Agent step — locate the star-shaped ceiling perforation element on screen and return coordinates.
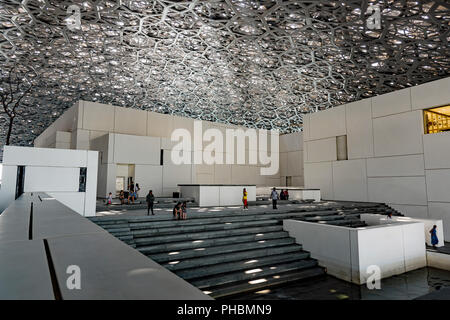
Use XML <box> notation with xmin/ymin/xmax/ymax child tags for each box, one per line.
<box><xmin>0</xmin><ymin>0</ymin><xmax>448</xmax><ymax>148</ymax></box>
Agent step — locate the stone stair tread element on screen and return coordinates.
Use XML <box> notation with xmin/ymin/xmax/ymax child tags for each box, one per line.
<box><xmin>134</xmin><ymin>225</ymin><xmax>284</xmax><ymax>245</ymax></box>
<box><xmin>131</xmin><ymin>219</ymin><xmax>281</xmax><ymax>237</ymax></box>
<box><xmin>137</xmin><ymin>231</ymin><xmax>289</xmax><ymax>254</ymax></box>
<box><xmin>191</xmin><ymin>259</ymin><xmax>320</xmax><ymax>289</ymax></box>
<box><xmin>177</xmin><ymin>251</ymin><xmax>311</xmax><ymax>280</ymax></box>
<box><xmin>163</xmin><ymin>244</ymin><xmax>303</xmax><ymax>271</ymax></box>
<box><xmin>147</xmin><ymin>238</ymin><xmax>296</xmax><ymax>263</ymax></box>
<box><xmin>205</xmin><ymin>266</ymin><xmax>325</xmax><ymax>299</ymax></box>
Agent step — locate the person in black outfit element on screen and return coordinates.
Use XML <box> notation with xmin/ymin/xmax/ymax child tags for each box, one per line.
<box><xmin>173</xmin><ymin>202</ymin><xmax>182</xmax><ymax>220</ymax></box>
<box><xmin>129</xmin><ymin>178</ymin><xmax>135</xmax><ymax>193</ymax></box>
<box><xmin>146</xmin><ymin>190</ymin><xmax>155</xmax><ymax>216</ymax></box>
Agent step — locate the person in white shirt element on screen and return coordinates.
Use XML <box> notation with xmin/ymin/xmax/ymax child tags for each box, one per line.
<box><xmin>270</xmin><ymin>187</ymin><xmax>279</xmax><ymax>210</ymax></box>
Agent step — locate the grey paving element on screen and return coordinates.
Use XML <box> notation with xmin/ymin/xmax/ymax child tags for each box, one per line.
<box><xmin>0</xmin><ymin>240</ymin><xmax>54</xmax><ymax>300</ymax></box>
<box><xmin>0</xmin><ymin>192</ymin><xmax>211</xmax><ymax>300</ymax></box>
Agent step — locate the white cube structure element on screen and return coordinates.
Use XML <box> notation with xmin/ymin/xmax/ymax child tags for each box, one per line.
<box><xmin>0</xmin><ymin>146</ymin><xmax>98</xmax><ymax>216</ymax></box>
<box><xmin>284</xmin><ymin>219</ymin><xmax>427</xmax><ymax>285</ymax></box>
<box><xmin>179</xmin><ymin>184</ymin><xmax>256</xmax><ymax>207</ymax></box>
<box><xmin>303</xmin><ymin>77</ymin><xmax>450</xmax><ymax>240</ymax></box>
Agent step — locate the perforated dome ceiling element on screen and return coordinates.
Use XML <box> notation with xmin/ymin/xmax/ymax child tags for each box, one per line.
<box><xmin>0</xmin><ymin>0</ymin><xmax>449</xmax><ymax>148</ymax></box>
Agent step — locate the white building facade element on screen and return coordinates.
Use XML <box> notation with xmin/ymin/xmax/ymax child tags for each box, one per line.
<box><xmin>303</xmin><ymin>77</ymin><xmax>450</xmax><ymax>239</ymax></box>
<box><xmin>34</xmin><ymin>101</ymin><xmax>304</xmax><ymax>198</ymax></box>
<box><xmin>0</xmin><ymin>146</ymin><xmax>98</xmax><ymax>216</ymax></box>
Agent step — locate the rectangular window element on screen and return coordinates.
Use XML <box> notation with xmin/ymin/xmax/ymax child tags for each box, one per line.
<box><xmin>286</xmin><ymin>176</ymin><xmax>292</xmax><ymax>187</ymax></box>
<box><xmin>424</xmin><ymin>105</ymin><xmax>450</xmax><ymax>134</ymax></box>
<box><xmin>15</xmin><ymin>166</ymin><xmax>25</xmax><ymax>199</ymax></box>
<box><xmin>79</xmin><ymin>167</ymin><xmax>87</xmax><ymax>192</ymax></box>
<box><xmin>336</xmin><ymin>135</ymin><xmax>348</xmax><ymax>161</ymax></box>
<box><xmin>160</xmin><ymin>149</ymin><xmax>164</xmax><ymax>166</ymax></box>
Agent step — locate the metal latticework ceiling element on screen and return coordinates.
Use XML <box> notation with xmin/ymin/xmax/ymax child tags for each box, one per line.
<box><xmin>0</xmin><ymin>0</ymin><xmax>449</xmax><ymax>148</ymax></box>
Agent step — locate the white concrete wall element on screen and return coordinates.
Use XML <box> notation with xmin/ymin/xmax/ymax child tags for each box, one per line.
<box><xmin>36</xmin><ymin>101</ymin><xmax>283</xmax><ymax>198</ymax></box>
<box><xmin>179</xmin><ymin>185</ymin><xmax>256</xmax><ymax>207</ymax></box>
<box><xmin>303</xmin><ymin>77</ymin><xmax>450</xmax><ymax>239</ymax></box>
<box><xmin>279</xmin><ymin>132</ymin><xmax>303</xmax><ymax>186</ymax></box>
<box><xmin>360</xmin><ymin>213</ymin><xmax>445</xmax><ymax>247</ymax></box>
<box><xmin>0</xmin><ymin>146</ymin><xmax>98</xmax><ymax>216</ymax></box>
<box><xmin>284</xmin><ymin>219</ymin><xmax>427</xmax><ymax>284</ymax></box>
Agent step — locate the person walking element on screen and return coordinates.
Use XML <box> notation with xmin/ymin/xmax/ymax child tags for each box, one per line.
<box><xmin>430</xmin><ymin>225</ymin><xmax>439</xmax><ymax>248</ymax></box>
<box><xmin>270</xmin><ymin>187</ymin><xmax>279</xmax><ymax>210</ymax></box>
<box><xmin>242</xmin><ymin>188</ymin><xmax>248</xmax><ymax>210</ymax></box>
<box><xmin>285</xmin><ymin>189</ymin><xmax>289</xmax><ymax>200</ymax></box>
<box><xmin>146</xmin><ymin>190</ymin><xmax>155</xmax><ymax>216</ymax></box>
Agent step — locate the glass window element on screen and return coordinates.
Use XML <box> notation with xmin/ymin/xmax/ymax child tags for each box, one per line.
<box><xmin>424</xmin><ymin>105</ymin><xmax>450</xmax><ymax>134</ymax></box>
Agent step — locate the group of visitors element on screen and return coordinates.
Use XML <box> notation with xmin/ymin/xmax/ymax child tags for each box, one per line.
<box><xmin>113</xmin><ymin>179</ymin><xmax>141</xmax><ymax>205</ymax></box>
<box><xmin>106</xmin><ymin>181</ymin><xmax>189</xmax><ymax>218</ymax></box>
<box><xmin>173</xmin><ymin>201</ymin><xmax>188</xmax><ymax>220</ymax></box>
<box><xmin>280</xmin><ymin>189</ymin><xmax>289</xmax><ymax>200</ymax></box>
<box><xmin>241</xmin><ymin>187</ymin><xmax>284</xmax><ymax>210</ymax></box>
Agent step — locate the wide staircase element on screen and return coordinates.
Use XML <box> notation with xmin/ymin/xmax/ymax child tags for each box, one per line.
<box><xmin>90</xmin><ymin>202</ymin><xmax>399</xmax><ymax>298</ymax></box>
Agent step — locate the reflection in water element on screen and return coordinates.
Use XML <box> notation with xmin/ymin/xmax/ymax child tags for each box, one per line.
<box><xmin>232</xmin><ymin>267</ymin><xmax>450</xmax><ymax>300</ymax></box>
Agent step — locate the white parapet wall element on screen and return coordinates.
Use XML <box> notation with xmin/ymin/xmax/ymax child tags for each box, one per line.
<box><xmin>426</xmin><ymin>251</ymin><xmax>450</xmax><ymax>271</ymax></box>
<box><xmin>179</xmin><ymin>184</ymin><xmax>256</xmax><ymax>207</ymax></box>
<box><xmin>283</xmin><ymin>219</ymin><xmax>427</xmax><ymax>285</ymax></box>
<box><xmin>360</xmin><ymin>213</ymin><xmax>445</xmax><ymax>247</ymax></box>
<box><xmin>0</xmin><ymin>146</ymin><xmax>98</xmax><ymax>216</ymax></box>
<box><xmin>256</xmin><ymin>187</ymin><xmax>321</xmax><ymax>202</ymax></box>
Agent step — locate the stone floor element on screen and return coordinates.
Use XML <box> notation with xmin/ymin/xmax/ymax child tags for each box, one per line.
<box><xmin>95</xmin><ymin>200</ymin><xmax>390</xmax><ymax>217</ymax></box>
<box><xmin>427</xmin><ymin>242</ymin><xmax>450</xmax><ymax>255</ymax></box>
<box><xmin>231</xmin><ymin>267</ymin><xmax>450</xmax><ymax>300</ymax></box>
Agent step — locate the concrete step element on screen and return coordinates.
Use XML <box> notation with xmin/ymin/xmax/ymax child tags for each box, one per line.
<box><xmin>147</xmin><ymin>238</ymin><xmax>296</xmax><ymax>263</ymax></box>
<box><xmin>127</xmin><ymin>214</ymin><xmax>289</xmax><ymax>229</ymax></box>
<box><xmin>163</xmin><ymin>244</ymin><xmax>303</xmax><ymax>271</ymax></box>
<box><xmin>131</xmin><ymin>219</ymin><xmax>281</xmax><ymax>237</ymax></box>
<box><xmin>137</xmin><ymin>231</ymin><xmax>289</xmax><ymax>254</ymax></box>
<box><xmin>134</xmin><ymin>225</ymin><xmax>284</xmax><ymax>246</ymax></box>
<box><xmin>208</xmin><ymin>267</ymin><xmax>325</xmax><ymax>299</ymax></box>
<box><xmin>177</xmin><ymin>251</ymin><xmax>311</xmax><ymax>280</ymax></box>
<box><xmin>191</xmin><ymin>259</ymin><xmax>319</xmax><ymax>289</ymax></box>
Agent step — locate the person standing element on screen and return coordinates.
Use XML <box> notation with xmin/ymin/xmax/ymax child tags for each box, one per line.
<box><xmin>285</xmin><ymin>189</ymin><xmax>289</xmax><ymax>200</ymax></box>
<box><xmin>146</xmin><ymin>190</ymin><xmax>155</xmax><ymax>216</ymax></box>
<box><xmin>181</xmin><ymin>201</ymin><xmax>187</xmax><ymax>220</ymax></box>
<box><xmin>128</xmin><ymin>178</ymin><xmax>135</xmax><ymax>193</ymax></box>
<box><xmin>270</xmin><ymin>187</ymin><xmax>279</xmax><ymax>210</ymax></box>
<box><xmin>106</xmin><ymin>192</ymin><xmax>113</xmax><ymax>205</ymax></box>
<box><xmin>430</xmin><ymin>225</ymin><xmax>439</xmax><ymax>248</ymax></box>
<box><xmin>242</xmin><ymin>188</ymin><xmax>248</xmax><ymax>210</ymax></box>
<box><xmin>135</xmin><ymin>183</ymin><xmax>141</xmax><ymax>199</ymax></box>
